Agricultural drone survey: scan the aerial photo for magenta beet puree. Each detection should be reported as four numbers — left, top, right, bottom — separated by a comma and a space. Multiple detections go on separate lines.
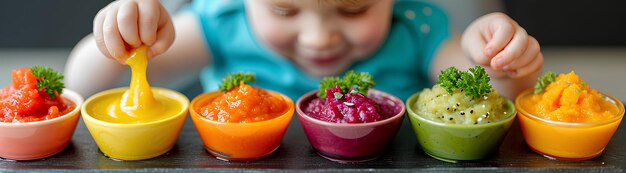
304, 86, 400, 123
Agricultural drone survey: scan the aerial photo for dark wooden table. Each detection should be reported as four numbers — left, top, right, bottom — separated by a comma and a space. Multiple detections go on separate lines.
1, 85, 625, 173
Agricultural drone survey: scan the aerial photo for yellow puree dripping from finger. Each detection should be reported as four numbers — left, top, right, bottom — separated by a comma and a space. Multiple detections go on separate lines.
89, 46, 181, 123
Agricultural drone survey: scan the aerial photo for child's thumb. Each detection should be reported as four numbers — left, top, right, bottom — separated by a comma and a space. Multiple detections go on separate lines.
461, 31, 490, 66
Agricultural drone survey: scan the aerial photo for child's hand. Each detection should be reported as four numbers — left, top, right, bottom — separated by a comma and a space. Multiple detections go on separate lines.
93, 0, 174, 64
461, 12, 543, 78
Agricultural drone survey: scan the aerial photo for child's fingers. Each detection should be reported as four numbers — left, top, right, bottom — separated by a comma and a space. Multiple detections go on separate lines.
148, 5, 175, 59
483, 14, 515, 58
506, 52, 543, 78
137, 0, 160, 46
461, 28, 490, 65
117, 1, 141, 48
490, 26, 529, 70
93, 6, 113, 59
502, 36, 540, 71
103, 6, 127, 62
484, 65, 508, 79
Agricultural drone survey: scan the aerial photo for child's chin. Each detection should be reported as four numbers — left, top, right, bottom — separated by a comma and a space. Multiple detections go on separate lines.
303, 67, 345, 78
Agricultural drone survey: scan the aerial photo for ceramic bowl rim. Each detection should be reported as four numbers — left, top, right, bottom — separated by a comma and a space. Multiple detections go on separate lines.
295, 89, 406, 127
189, 89, 295, 125
81, 87, 189, 128
515, 88, 625, 127
406, 91, 517, 129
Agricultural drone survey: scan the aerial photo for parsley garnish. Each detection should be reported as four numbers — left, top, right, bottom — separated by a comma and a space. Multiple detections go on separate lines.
317, 71, 375, 98
318, 76, 343, 98
219, 72, 256, 92
31, 66, 64, 99
436, 66, 492, 98
534, 71, 556, 94
437, 67, 461, 94
343, 71, 375, 96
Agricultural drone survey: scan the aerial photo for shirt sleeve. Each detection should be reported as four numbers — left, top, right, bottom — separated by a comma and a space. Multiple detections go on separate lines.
186, 0, 246, 65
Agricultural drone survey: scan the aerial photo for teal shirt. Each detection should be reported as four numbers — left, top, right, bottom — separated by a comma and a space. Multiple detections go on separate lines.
189, 0, 449, 101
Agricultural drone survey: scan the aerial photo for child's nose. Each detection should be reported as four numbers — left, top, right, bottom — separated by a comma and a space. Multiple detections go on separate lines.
298, 28, 340, 51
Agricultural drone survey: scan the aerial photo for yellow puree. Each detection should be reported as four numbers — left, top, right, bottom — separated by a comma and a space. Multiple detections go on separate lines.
89, 46, 181, 123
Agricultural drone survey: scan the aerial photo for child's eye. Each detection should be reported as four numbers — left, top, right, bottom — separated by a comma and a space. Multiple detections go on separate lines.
338, 7, 369, 17
270, 6, 299, 17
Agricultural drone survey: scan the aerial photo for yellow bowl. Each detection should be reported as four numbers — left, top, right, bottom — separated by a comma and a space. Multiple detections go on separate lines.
81, 87, 189, 161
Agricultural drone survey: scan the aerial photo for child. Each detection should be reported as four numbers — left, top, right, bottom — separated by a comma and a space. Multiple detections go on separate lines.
65, 0, 543, 100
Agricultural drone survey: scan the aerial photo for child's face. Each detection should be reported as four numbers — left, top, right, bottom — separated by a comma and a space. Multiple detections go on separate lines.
246, 0, 393, 77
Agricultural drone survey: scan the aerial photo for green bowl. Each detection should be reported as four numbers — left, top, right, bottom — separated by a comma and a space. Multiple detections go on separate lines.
405, 92, 516, 162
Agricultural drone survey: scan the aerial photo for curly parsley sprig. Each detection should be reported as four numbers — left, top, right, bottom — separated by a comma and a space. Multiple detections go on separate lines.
219, 72, 256, 92
534, 71, 556, 94
317, 71, 375, 98
319, 76, 343, 98
31, 66, 64, 99
436, 66, 492, 98
437, 67, 461, 94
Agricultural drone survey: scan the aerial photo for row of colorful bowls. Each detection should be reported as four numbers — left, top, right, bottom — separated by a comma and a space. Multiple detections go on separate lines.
0, 86, 623, 162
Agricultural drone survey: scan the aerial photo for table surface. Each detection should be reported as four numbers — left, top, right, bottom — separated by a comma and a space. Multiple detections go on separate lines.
1, 108, 625, 172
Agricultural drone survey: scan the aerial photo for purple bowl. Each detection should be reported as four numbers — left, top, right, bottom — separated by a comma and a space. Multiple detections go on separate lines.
296, 89, 405, 162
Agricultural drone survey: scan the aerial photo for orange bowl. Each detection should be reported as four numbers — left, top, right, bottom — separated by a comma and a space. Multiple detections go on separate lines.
189, 90, 294, 161
516, 89, 625, 160
0, 89, 83, 160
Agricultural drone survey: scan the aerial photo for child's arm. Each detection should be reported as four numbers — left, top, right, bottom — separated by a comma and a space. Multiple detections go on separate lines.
431, 12, 542, 99
65, 0, 210, 96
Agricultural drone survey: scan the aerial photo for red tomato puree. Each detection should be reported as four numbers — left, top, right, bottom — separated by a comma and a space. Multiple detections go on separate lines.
0, 68, 75, 123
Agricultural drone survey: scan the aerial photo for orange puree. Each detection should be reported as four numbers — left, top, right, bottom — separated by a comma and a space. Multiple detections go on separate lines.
522, 71, 619, 122
198, 82, 286, 123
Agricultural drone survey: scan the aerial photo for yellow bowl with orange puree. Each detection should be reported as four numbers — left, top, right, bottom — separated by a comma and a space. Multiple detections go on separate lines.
82, 46, 189, 161
190, 83, 293, 161
516, 71, 624, 160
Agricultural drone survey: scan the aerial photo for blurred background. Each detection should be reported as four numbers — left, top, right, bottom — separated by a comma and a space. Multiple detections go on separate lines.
1, 0, 625, 99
